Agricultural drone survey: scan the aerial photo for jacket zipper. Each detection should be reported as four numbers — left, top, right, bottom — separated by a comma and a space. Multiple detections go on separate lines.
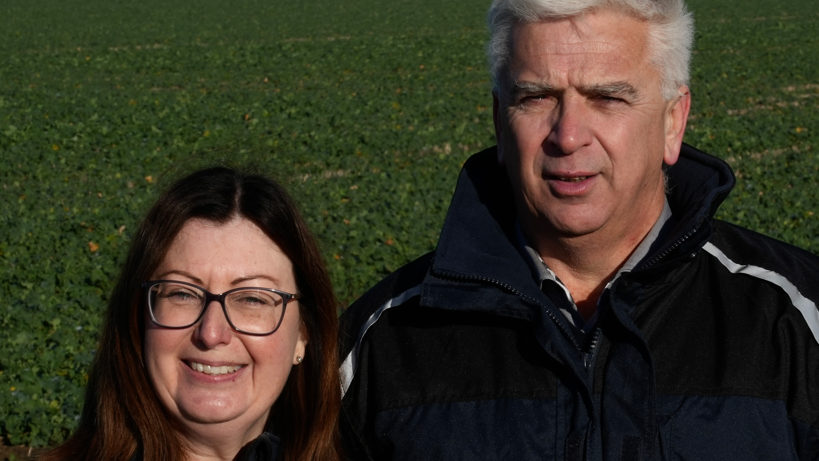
583, 327, 603, 370
580, 226, 700, 370
433, 269, 582, 350
640, 227, 699, 269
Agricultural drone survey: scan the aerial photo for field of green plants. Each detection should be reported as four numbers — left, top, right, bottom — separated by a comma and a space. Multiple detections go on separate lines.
1, 0, 817, 449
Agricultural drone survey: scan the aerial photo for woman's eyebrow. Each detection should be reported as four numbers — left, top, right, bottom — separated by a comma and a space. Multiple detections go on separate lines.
231, 274, 282, 286
155, 270, 204, 284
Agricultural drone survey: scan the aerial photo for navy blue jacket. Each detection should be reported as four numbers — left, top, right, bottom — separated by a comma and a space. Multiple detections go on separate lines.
339, 144, 819, 460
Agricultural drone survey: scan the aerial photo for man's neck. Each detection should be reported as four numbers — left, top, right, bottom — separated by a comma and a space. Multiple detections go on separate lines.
541, 244, 636, 320
526, 197, 667, 320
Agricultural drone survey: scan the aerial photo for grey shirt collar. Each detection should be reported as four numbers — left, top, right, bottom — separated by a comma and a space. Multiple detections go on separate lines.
517, 198, 674, 332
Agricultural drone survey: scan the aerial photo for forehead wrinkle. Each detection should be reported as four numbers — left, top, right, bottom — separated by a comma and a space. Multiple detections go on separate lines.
515, 32, 618, 61
541, 38, 618, 56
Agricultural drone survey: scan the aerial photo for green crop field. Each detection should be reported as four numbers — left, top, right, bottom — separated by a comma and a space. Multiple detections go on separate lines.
1, 0, 817, 449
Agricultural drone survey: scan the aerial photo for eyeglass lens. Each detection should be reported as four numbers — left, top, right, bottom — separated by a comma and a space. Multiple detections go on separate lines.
148, 282, 285, 334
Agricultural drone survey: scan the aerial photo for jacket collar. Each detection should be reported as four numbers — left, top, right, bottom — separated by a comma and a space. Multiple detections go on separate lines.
424, 143, 735, 312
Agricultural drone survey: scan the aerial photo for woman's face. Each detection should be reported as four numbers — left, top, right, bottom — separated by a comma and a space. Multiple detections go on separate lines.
144, 217, 307, 444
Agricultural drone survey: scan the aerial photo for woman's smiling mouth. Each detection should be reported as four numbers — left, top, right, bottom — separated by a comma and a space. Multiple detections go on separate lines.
187, 361, 245, 375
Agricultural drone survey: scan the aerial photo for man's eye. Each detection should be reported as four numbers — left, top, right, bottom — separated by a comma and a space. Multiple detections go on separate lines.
598, 96, 624, 103
520, 94, 550, 105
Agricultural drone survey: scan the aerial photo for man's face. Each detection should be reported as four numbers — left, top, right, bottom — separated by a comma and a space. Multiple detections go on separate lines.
494, 9, 689, 244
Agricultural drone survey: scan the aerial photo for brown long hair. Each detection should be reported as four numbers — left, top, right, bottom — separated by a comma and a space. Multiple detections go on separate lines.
40, 167, 342, 461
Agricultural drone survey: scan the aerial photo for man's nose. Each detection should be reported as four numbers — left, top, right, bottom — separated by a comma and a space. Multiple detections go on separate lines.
194, 300, 233, 348
546, 96, 593, 155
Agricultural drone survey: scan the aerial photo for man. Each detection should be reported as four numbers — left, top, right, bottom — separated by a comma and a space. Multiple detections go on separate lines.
339, 0, 819, 459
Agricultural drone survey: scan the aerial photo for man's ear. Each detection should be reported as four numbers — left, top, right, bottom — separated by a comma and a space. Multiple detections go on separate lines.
493, 90, 505, 165
663, 85, 691, 166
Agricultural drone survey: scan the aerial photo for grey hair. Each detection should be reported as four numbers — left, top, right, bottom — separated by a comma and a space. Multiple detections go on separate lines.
487, 0, 694, 100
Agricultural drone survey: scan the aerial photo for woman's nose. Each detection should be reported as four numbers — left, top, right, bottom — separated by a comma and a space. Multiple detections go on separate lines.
193, 300, 233, 348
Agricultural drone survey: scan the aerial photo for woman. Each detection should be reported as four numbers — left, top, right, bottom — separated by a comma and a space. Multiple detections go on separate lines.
40, 167, 342, 461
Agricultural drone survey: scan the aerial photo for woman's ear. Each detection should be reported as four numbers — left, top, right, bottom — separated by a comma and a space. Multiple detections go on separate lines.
292, 320, 308, 365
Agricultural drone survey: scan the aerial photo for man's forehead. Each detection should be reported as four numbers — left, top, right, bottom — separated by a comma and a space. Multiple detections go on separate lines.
513, 34, 625, 67
510, 11, 650, 59
504, 11, 654, 90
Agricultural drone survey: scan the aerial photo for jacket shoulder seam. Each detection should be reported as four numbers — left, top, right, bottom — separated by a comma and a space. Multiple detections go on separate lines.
340, 284, 422, 398
702, 241, 819, 346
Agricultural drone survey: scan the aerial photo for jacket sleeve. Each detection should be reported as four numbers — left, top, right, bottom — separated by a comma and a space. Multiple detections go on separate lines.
338, 253, 434, 461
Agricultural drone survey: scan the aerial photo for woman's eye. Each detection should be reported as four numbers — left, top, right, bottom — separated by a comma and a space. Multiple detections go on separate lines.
160, 289, 199, 303
235, 295, 272, 306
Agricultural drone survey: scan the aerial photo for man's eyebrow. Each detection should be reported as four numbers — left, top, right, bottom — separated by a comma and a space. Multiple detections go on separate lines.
581, 82, 639, 98
510, 81, 558, 95
508, 81, 639, 99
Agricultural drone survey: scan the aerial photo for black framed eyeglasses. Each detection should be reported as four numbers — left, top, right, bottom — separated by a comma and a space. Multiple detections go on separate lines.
141, 280, 300, 336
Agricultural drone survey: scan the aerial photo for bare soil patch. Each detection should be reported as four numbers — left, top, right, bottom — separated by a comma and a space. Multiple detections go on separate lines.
0, 439, 47, 461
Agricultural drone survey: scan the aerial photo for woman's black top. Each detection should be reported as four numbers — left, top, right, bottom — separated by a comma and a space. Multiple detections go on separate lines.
236, 432, 280, 461
129, 432, 281, 461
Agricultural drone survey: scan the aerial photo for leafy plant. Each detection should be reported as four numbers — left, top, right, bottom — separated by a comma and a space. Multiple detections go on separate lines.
0, 0, 817, 447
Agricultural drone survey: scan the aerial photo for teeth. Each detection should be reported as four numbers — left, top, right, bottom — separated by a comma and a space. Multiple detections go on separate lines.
188, 361, 244, 375
557, 176, 589, 182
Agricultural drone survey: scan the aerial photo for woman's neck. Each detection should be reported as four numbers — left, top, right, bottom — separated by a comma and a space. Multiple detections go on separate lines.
179, 421, 265, 461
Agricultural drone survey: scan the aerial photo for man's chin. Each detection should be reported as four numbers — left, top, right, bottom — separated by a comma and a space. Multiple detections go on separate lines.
549, 222, 606, 240
522, 212, 608, 242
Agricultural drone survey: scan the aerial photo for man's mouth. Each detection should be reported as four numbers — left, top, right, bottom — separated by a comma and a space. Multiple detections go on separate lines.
187, 361, 244, 375
555, 176, 591, 182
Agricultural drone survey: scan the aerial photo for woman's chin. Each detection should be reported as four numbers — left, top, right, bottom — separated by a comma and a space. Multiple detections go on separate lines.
175, 394, 249, 426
